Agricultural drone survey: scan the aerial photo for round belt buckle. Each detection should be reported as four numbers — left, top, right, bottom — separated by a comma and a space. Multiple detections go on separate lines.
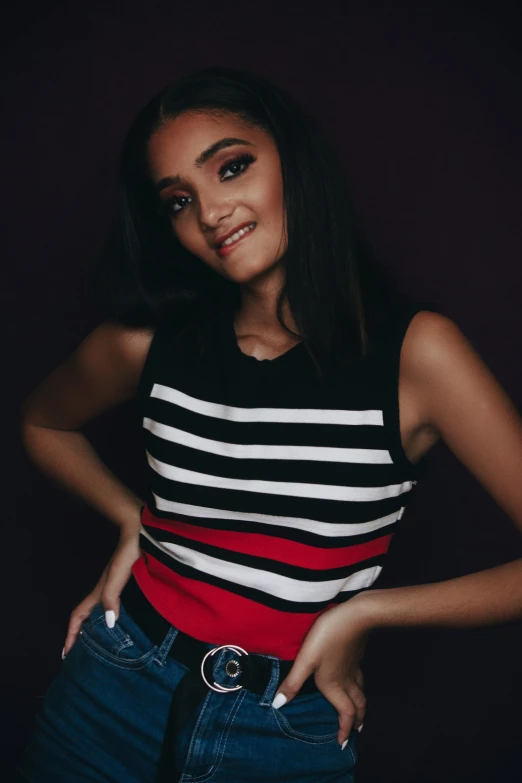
201, 644, 248, 693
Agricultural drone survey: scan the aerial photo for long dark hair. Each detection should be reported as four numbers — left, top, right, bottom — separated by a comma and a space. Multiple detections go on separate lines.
92, 66, 432, 370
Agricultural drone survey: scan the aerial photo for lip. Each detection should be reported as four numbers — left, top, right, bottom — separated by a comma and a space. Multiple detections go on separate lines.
214, 222, 256, 254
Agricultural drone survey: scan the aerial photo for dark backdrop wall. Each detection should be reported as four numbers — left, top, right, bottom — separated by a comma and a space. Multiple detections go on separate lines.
4, 2, 522, 781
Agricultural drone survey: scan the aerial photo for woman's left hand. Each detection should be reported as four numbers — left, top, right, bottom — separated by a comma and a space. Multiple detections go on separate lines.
271, 597, 372, 747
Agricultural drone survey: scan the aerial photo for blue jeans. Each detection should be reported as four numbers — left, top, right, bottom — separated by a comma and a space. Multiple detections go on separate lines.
17, 599, 358, 782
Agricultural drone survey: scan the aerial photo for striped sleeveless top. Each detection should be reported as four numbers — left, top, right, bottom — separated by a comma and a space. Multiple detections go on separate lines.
132, 306, 428, 659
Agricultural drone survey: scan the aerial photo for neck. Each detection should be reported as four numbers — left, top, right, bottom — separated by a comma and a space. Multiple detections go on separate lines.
235, 265, 299, 340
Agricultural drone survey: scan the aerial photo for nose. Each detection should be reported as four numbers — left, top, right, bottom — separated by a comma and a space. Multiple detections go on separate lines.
197, 187, 234, 230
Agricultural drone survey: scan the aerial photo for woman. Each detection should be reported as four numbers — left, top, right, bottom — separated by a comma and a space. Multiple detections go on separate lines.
17, 66, 522, 782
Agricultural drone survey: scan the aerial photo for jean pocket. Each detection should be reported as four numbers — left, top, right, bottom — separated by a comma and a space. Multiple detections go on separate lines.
271, 690, 343, 745
79, 602, 158, 670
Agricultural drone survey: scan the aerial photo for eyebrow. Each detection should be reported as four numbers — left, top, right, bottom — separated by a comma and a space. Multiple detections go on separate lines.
154, 137, 255, 193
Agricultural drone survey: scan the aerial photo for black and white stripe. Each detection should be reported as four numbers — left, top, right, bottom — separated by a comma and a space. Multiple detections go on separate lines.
139, 306, 423, 613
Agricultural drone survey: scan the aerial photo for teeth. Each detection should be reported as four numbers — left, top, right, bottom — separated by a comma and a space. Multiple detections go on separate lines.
220, 223, 255, 247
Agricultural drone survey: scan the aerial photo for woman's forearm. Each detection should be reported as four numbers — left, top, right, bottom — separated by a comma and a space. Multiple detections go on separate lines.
354, 558, 522, 631
21, 423, 143, 536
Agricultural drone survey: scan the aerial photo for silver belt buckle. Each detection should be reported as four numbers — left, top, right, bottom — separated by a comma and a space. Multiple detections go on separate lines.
200, 644, 248, 693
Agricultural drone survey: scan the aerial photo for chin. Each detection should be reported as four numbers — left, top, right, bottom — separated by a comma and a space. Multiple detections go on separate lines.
223, 257, 284, 286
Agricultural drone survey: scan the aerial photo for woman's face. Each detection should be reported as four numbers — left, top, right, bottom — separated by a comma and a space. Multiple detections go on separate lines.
147, 111, 287, 286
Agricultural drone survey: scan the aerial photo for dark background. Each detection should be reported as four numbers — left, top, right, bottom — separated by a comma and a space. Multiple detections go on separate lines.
4, 2, 522, 781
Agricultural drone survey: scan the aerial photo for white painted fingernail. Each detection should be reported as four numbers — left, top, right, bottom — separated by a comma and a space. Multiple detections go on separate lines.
341, 739, 348, 750
357, 723, 364, 733
105, 610, 116, 629
271, 693, 287, 709
61, 647, 66, 660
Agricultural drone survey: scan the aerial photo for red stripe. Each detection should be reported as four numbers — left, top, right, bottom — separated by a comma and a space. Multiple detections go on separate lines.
142, 507, 392, 569
132, 555, 334, 659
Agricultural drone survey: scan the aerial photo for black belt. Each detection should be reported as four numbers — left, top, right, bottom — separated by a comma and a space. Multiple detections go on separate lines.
121, 576, 318, 782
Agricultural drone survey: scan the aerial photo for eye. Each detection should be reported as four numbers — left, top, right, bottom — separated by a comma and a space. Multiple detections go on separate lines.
219, 153, 256, 181
159, 194, 192, 218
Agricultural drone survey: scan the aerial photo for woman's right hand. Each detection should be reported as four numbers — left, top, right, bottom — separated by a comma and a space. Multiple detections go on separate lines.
62, 531, 142, 657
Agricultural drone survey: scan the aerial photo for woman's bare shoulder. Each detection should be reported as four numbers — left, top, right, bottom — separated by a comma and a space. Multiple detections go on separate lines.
21, 322, 156, 430
92, 321, 155, 380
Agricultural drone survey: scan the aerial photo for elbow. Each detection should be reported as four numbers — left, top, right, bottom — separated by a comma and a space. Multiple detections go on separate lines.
19, 394, 46, 450
19, 396, 33, 442
19, 409, 38, 454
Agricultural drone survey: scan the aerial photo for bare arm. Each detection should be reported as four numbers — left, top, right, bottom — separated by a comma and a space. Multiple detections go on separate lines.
20, 322, 154, 536
21, 322, 155, 653
358, 311, 522, 627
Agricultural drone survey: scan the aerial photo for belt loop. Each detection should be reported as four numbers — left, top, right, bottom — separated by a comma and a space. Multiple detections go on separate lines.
259, 657, 280, 706
154, 626, 179, 667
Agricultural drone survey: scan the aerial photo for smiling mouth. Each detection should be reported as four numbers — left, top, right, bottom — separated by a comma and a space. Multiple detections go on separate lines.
216, 223, 256, 255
